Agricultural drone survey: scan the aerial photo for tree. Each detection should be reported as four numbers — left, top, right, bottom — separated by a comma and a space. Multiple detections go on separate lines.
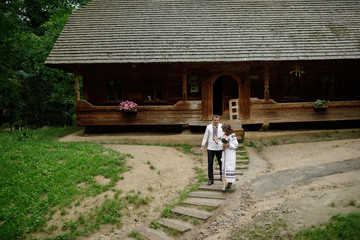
0, 0, 91, 127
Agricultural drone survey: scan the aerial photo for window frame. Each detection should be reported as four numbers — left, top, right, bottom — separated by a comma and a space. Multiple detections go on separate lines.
281, 72, 303, 101
105, 79, 125, 103
143, 76, 167, 104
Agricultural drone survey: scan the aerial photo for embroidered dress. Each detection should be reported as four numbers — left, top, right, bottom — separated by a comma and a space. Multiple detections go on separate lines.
219, 133, 238, 183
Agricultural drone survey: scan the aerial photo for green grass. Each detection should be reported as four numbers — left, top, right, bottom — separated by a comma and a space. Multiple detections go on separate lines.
0, 127, 131, 240
231, 213, 360, 240
128, 231, 145, 240
294, 213, 360, 240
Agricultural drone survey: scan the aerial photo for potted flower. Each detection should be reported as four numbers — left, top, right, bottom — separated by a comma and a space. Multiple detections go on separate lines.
314, 99, 329, 110
119, 100, 138, 112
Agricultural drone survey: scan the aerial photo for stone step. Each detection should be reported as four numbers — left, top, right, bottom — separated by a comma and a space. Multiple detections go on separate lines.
182, 197, 224, 207
198, 182, 236, 192
171, 206, 212, 220
137, 227, 173, 240
188, 191, 227, 200
157, 218, 193, 233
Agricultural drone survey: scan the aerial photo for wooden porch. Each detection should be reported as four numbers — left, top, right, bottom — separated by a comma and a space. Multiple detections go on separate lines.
76, 99, 360, 130
243, 99, 360, 125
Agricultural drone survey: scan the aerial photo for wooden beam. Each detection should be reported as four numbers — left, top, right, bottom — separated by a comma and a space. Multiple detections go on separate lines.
74, 68, 80, 102
264, 65, 270, 101
201, 75, 212, 120
239, 72, 250, 119
182, 68, 187, 101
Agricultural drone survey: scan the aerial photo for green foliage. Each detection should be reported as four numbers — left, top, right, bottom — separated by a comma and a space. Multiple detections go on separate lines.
0, 127, 128, 239
270, 139, 279, 146
125, 192, 152, 208
0, 0, 91, 127
294, 213, 360, 240
128, 231, 145, 240
149, 221, 160, 229
181, 144, 192, 154
247, 141, 257, 148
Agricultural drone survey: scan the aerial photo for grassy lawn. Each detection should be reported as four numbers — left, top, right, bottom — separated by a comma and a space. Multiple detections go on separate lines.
231, 212, 360, 240
0, 127, 130, 239
294, 213, 360, 240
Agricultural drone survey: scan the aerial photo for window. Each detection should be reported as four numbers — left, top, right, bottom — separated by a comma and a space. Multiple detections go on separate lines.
145, 79, 164, 102
106, 79, 123, 101
320, 73, 340, 99
188, 75, 201, 99
283, 74, 302, 100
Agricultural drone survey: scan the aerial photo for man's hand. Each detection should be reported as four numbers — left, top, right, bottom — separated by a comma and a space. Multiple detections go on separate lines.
200, 147, 204, 152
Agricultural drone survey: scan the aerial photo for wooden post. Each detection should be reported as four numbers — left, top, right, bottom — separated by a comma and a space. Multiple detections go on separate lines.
264, 65, 270, 101
239, 72, 250, 119
74, 68, 80, 102
201, 75, 211, 120
182, 68, 187, 101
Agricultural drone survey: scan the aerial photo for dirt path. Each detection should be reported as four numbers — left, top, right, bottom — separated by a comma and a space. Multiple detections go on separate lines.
58, 129, 360, 239
191, 135, 360, 240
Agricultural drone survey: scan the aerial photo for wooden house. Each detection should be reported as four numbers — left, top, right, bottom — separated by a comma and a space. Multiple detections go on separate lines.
45, 0, 360, 131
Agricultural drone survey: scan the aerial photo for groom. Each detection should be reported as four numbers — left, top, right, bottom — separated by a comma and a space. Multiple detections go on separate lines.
200, 115, 224, 185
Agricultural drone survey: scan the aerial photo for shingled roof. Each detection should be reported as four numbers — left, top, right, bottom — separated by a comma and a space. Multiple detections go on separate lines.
45, 0, 360, 65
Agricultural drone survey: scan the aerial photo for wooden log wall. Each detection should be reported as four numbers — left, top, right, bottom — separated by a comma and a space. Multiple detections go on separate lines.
76, 60, 360, 127
76, 100, 202, 126
249, 60, 360, 103
243, 100, 360, 125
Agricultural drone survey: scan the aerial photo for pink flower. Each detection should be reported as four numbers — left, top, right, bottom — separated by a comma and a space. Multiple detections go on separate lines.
119, 100, 138, 110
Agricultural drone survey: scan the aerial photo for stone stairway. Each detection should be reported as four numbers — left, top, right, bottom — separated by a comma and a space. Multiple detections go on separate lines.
137, 142, 248, 240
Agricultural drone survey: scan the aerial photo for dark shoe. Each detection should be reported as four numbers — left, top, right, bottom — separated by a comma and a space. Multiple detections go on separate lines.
222, 188, 226, 192
226, 183, 232, 189
207, 180, 214, 186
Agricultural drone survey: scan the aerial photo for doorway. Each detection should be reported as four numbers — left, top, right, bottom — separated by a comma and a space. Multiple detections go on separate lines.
213, 75, 239, 117
213, 78, 223, 115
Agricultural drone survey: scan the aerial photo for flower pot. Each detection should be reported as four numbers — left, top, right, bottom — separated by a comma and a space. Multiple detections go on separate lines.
314, 103, 328, 111
124, 107, 137, 113
314, 103, 328, 108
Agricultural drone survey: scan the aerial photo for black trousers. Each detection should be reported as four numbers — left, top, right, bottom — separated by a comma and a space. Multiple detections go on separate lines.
207, 149, 222, 181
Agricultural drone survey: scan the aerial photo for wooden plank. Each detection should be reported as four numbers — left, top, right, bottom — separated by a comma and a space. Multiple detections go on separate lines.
188, 191, 227, 200
239, 74, 250, 119
214, 172, 243, 177
198, 182, 235, 192
236, 160, 249, 163
236, 165, 248, 169
183, 197, 223, 207
157, 218, 193, 233
171, 206, 212, 220
236, 150, 247, 154
215, 165, 247, 170
137, 227, 173, 240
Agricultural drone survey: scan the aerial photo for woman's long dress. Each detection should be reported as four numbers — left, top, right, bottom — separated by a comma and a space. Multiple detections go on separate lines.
219, 133, 238, 183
